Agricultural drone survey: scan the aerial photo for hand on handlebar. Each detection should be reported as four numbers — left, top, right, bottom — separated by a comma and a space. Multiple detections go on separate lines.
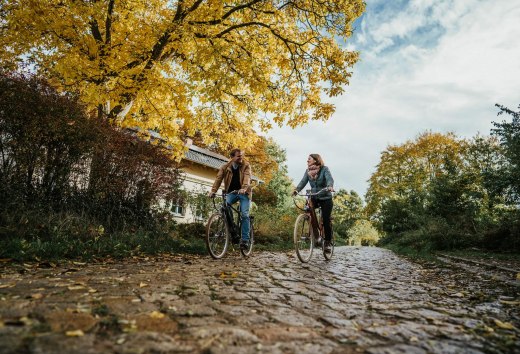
238, 188, 246, 194
208, 191, 216, 198
292, 190, 298, 197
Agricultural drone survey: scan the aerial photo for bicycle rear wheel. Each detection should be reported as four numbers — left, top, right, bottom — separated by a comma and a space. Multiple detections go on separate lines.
323, 237, 334, 261
206, 212, 229, 259
240, 216, 254, 257
323, 220, 335, 260
294, 213, 313, 263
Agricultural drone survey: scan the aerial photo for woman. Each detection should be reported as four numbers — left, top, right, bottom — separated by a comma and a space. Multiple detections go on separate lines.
293, 154, 334, 252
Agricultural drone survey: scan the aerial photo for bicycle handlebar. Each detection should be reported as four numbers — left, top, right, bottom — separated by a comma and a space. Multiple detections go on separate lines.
292, 187, 334, 198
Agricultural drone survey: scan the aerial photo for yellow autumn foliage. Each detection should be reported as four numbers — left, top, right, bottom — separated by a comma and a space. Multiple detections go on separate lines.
0, 0, 365, 157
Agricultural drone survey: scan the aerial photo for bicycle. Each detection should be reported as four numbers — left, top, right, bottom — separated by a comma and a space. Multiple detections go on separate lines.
292, 188, 335, 263
205, 190, 254, 259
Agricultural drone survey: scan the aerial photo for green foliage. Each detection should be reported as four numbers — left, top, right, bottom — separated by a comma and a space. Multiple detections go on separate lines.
333, 189, 365, 239
347, 220, 380, 246
253, 204, 298, 245
253, 139, 293, 208
368, 128, 520, 253
492, 103, 520, 201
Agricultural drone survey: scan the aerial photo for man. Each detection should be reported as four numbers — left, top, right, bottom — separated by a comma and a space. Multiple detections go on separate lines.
209, 148, 252, 249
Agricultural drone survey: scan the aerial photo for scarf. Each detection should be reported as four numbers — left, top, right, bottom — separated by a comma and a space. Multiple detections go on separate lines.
307, 164, 320, 180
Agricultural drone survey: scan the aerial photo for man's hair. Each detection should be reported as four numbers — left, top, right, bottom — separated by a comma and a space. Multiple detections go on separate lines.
309, 153, 325, 166
229, 148, 242, 157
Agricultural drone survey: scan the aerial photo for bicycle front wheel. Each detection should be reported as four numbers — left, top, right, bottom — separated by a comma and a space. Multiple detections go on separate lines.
206, 212, 229, 259
294, 213, 313, 263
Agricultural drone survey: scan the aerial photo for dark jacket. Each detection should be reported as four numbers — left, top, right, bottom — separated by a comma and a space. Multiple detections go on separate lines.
211, 159, 252, 199
295, 165, 334, 200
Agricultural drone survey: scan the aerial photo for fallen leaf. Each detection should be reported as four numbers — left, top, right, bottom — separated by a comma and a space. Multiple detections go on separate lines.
499, 299, 520, 305
149, 311, 165, 319
139, 282, 148, 288
0, 283, 16, 289
494, 319, 516, 330
68, 285, 85, 291
31, 293, 43, 299
65, 329, 84, 337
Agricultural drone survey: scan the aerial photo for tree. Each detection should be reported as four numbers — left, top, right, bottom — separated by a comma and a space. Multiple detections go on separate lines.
366, 131, 465, 217
250, 137, 293, 208
492, 103, 520, 201
347, 220, 380, 246
1, 0, 365, 155
333, 189, 364, 238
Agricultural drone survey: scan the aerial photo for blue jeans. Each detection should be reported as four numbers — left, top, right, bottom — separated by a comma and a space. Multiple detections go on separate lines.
226, 193, 250, 242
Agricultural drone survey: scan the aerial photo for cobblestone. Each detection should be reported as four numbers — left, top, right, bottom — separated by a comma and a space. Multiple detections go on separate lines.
0, 246, 519, 353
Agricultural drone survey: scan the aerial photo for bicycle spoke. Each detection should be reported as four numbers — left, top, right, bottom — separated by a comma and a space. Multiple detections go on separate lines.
294, 213, 313, 263
206, 213, 229, 259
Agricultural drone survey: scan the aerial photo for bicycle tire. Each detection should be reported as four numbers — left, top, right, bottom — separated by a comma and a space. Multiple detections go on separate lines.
206, 212, 229, 259
294, 213, 313, 263
240, 216, 254, 257
323, 237, 334, 261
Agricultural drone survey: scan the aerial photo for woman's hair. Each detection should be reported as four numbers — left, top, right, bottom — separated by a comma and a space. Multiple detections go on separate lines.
309, 153, 324, 166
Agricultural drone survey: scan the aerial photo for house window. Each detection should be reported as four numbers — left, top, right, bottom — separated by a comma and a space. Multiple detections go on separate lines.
170, 199, 185, 216
194, 205, 205, 221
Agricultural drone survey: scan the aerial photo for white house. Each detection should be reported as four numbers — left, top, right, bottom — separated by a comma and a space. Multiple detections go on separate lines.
170, 143, 229, 223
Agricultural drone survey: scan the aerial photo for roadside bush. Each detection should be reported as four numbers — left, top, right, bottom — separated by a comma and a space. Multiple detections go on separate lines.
0, 72, 184, 260
253, 204, 298, 246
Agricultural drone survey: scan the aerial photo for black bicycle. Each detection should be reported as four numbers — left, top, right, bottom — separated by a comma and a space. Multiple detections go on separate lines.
292, 188, 335, 262
205, 191, 254, 259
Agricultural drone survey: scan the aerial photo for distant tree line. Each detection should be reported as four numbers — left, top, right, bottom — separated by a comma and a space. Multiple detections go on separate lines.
366, 105, 520, 252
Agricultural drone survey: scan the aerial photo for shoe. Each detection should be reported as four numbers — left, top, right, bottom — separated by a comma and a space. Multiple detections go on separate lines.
239, 240, 250, 250
324, 241, 332, 253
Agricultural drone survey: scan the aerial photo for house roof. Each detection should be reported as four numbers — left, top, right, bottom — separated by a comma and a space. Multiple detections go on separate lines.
184, 144, 263, 183
184, 144, 228, 170
126, 127, 262, 182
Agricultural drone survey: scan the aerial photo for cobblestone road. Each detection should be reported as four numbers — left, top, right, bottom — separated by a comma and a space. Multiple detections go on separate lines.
1, 246, 519, 354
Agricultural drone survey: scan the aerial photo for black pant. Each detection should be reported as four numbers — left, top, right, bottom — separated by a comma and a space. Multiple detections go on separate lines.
313, 198, 333, 241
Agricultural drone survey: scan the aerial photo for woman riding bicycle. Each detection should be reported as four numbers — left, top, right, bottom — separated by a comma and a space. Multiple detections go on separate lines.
292, 154, 334, 253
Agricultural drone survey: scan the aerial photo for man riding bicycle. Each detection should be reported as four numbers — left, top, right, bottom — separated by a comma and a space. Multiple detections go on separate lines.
209, 148, 252, 250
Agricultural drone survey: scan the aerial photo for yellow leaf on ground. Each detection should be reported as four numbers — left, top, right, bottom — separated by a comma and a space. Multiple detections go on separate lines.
31, 293, 43, 299
149, 311, 165, 319
139, 282, 148, 288
219, 273, 227, 279
65, 329, 84, 337
516, 273, 520, 280
0, 283, 16, 289
231, 272, 239, 278
68, 285, 85, 291
494, 319, 516, 330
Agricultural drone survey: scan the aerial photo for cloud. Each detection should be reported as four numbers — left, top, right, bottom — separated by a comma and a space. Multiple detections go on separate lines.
268, 0, 520, 196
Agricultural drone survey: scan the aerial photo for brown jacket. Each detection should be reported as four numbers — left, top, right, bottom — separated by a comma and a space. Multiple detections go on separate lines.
211, 159, 252, 198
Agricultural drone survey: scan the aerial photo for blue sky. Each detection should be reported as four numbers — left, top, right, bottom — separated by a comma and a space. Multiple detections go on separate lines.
268, 0, 520, 197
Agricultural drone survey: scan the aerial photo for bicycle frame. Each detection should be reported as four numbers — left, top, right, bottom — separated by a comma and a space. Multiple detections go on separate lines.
292, 187, 334, 262
206, 189, 255, 259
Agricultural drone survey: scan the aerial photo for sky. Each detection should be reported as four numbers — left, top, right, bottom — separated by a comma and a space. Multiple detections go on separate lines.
267, 0, 520, 197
